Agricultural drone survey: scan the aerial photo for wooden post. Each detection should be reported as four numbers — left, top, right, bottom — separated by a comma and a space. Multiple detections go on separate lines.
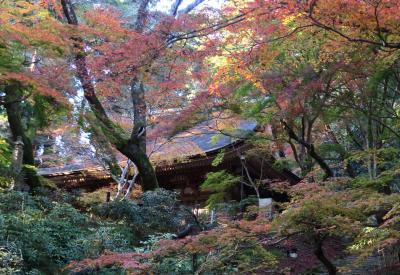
210, 209, 215, 224
192, 253, 198, 273
106, 191, 111, 202
259, 198, 273, 220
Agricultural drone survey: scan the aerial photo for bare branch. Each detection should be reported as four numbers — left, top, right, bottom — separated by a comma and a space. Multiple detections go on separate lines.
177, 0, 206, 16
170, 0, 184, 16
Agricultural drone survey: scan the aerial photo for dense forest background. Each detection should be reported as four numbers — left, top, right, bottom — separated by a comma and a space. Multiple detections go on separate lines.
0, 0, 400, 274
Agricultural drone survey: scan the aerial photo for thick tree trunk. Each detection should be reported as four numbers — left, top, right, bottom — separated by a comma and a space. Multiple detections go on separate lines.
4, 84, 39, 188
313, 238, 337, 275
4, 84, 35, 166
118, 140, 157, 192
61, 0, 158, 191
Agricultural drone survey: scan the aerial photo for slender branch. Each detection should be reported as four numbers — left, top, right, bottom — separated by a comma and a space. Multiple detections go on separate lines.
281, 120, 333, 179
308, 0, 400, 49
170, 0, 184, 16
177, 0, 205, 16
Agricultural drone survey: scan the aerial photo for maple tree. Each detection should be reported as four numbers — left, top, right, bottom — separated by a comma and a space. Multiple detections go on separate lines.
55, 0, 219, 191
0, 0, 70, 187
191, 0, 400, 181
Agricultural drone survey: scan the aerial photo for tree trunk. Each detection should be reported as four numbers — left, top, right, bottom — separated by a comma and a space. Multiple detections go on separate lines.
314, 238, 337, 275
4, 84, 39, 188
4, 84, 35, 166
282, 120, 333, 179
60, 0, 158, 191
9, 137, 24, 190
118, 140, 157, 192
131, 77, 147, 153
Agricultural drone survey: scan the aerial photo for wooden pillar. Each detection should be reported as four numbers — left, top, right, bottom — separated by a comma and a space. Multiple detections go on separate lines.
106, 191, 111, 202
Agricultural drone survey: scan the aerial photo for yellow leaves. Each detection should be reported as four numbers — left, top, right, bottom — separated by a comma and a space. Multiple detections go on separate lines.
209, 67, 233, 95
6, 1, 42, 19
236, 66, 265, 91
282, 15, 296, 26
1, 1, 51, 24
0, 138, 11, 166
205, 55, 228, 69
222, 0, 251, 15
15, 1, 36, 10
36, 9, 51, 20
282, 11, 307, 26
208, 56, 267, 96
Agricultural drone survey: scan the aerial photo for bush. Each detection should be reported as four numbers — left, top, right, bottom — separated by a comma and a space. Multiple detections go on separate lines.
0, 243, 23, 274
75, 188, 112, 210
0, 167, 16, 191
88, 222, 133, 253
149, 222, 278, 274
0, 201, 91, 272
94, 189, 195, 238
0, 138, 11, 167
0, 191, 136, 273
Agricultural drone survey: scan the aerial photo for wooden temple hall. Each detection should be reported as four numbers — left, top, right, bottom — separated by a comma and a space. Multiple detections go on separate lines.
38, 119, 299, 204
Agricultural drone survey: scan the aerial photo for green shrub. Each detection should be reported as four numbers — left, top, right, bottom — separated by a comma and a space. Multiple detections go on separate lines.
0, 191, 136, 273
352, 174, 394, 192
273, 157, 296, 172
0, 167, 16, 191
94, 189, 195, 238
0, 202, 91, 272
0, 243, 23, 274
0, 138, 11, 167
88, 222, 133, 253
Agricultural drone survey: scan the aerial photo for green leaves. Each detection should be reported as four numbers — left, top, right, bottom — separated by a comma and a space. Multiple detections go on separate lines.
0, 139, 12, 190
0, 197, 90, 272
0, 139, 11, 167
228, 82, 275, 124
0, 190, 146, 273
211, 149, 225, 167
273, 157, 296, 172
201, 170, 240, 193
94, 189, 195, 237
233, 82, 254, 98
0, 43, 25, 73
201, 170, 240, 208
